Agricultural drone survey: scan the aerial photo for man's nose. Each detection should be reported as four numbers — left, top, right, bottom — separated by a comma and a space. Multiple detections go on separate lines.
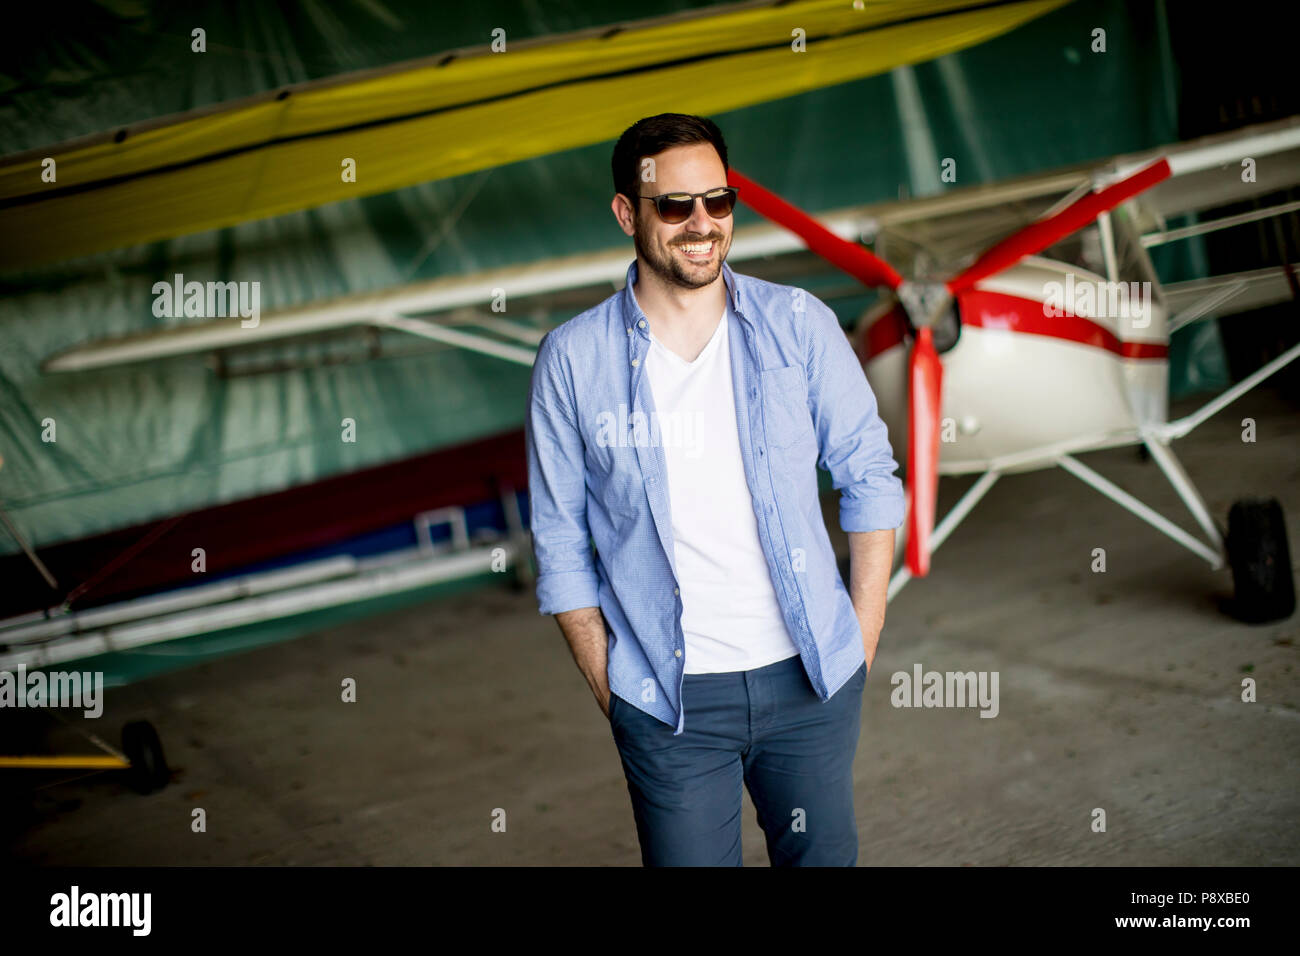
685, 198, 714, 235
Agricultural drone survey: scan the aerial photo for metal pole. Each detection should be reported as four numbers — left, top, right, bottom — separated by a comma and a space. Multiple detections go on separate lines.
0, 504, 59, 591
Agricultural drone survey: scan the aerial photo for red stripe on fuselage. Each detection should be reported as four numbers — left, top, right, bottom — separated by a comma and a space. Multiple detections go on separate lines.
860, 289, 1169, 362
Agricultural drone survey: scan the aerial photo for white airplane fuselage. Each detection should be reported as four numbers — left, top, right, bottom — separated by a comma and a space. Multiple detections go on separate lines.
856, 258, 1170, 475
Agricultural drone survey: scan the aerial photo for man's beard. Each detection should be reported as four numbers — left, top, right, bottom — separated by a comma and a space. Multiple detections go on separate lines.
633, 213, 726, 290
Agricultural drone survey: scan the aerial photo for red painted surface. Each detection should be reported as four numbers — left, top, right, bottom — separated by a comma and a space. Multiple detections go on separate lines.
944, 159, 1172, 295
861, 290, 1170, 362
0, 428, 529, 618
905, 326, 943, 578
728, 169, 904, 290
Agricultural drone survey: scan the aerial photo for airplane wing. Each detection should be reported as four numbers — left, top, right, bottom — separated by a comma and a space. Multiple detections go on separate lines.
40, 217, 877, 372
0, 0, 1069, 271
1163, 264, 1300, 332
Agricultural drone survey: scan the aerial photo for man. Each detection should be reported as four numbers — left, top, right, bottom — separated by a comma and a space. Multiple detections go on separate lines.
525, 112, 904, 866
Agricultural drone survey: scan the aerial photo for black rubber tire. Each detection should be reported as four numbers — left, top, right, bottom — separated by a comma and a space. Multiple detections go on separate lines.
121, 720, 170, 794
1226, 498, 1296, 624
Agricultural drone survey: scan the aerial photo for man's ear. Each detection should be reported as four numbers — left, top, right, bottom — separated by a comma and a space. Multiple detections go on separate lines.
611, 193, 636, 237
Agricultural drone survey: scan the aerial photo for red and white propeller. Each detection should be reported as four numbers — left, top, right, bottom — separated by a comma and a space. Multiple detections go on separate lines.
727, 158, 1172, 577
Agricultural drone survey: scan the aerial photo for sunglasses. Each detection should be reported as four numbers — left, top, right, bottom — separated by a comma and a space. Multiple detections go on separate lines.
637, 186, 739, 224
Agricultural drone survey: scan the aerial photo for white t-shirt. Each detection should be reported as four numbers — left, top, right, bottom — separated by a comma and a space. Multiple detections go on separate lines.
644, 303, 800, 674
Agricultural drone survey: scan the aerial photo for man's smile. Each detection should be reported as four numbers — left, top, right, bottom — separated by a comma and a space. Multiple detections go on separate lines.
676, 240, 716, 261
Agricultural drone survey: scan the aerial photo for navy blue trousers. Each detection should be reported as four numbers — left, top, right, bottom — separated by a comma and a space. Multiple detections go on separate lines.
609, 654, 866, 866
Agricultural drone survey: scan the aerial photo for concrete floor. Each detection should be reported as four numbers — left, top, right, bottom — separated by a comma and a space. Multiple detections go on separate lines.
5, 387, 1299, 865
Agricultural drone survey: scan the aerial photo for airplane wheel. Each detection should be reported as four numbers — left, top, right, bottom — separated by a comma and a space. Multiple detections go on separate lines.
1225, 498, 1296, 624
122, 720, 170, 794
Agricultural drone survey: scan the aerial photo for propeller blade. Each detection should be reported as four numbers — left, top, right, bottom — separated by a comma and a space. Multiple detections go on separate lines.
727, 169, 904, 290
945, 158, 1172, 295
905, 326, 943, 577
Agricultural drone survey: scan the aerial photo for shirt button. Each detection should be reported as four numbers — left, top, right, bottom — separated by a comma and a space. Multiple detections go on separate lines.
631, 357, 640, 367
626, 327, 631, 334
638, 319, 647, 328
674, 649, 682, 658
673, 587, 679, 595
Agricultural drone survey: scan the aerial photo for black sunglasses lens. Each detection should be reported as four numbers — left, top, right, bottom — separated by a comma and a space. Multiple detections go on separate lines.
656, 195, 694, 223
703, 189, 736, 218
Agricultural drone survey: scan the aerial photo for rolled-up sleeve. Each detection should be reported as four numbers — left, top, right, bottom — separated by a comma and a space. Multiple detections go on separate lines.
803, 295, 905, 533
525, 330, 600, 615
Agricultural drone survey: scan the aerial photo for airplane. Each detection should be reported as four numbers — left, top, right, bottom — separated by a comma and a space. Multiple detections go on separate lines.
726, 118, 1300, 624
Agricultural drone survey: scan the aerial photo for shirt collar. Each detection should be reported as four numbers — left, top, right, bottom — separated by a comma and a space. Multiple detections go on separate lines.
620, 258, 745, 336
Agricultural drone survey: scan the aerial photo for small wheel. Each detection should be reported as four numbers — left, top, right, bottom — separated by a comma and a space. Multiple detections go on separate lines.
121, 720, 170, 794
1225, 498, 1296, 624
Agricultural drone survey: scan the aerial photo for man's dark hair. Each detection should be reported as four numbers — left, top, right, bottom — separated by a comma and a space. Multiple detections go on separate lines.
611, 113, 729, 210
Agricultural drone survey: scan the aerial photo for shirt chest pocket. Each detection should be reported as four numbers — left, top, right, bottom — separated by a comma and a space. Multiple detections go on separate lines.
760, 365, 817, 452
584, 415, 646, 523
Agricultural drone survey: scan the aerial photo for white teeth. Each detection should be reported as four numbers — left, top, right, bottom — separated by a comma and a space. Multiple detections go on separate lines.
679, 242, 713, 254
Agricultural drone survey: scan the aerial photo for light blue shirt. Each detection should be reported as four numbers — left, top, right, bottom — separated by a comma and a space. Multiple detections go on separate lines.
525, 258, 905, 734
